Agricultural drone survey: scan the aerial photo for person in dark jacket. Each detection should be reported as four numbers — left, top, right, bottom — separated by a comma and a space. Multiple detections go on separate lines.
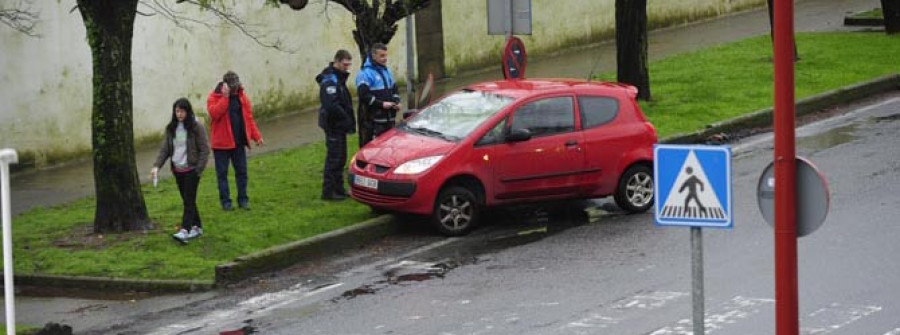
355, 43, 401, 147
206, 71, 265, 211
151, 98, 211, 243
317, 49, 356, 201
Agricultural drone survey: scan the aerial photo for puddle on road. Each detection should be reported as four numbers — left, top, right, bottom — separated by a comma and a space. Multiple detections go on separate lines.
334, 202, 613, 302
797, 124, 860, 151
873, 113, 900, 123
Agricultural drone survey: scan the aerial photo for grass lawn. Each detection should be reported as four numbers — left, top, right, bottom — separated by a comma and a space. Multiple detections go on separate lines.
850, 8, 883, 19
10, 32, 900, 282
0, 325, 39, 335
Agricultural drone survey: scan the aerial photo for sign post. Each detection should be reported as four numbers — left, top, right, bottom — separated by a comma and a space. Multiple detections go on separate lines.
655, 144, 733, 334
1, 148, 18, 335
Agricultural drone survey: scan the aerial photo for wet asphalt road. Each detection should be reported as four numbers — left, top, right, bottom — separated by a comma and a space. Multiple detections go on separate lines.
78, 93, 900, 334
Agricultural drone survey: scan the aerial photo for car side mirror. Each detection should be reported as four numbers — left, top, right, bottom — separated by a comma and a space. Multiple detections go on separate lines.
402, 109, 419, 120
506, 128, 532, 142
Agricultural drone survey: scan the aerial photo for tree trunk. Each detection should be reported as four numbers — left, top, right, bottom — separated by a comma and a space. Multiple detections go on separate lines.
615, 0, 651, 101
766, 0, 800, 61
883, 0, 900, 34
77, 0, 152, 233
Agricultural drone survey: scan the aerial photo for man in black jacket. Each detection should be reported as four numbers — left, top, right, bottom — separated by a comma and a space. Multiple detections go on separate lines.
316, 49, 356, 201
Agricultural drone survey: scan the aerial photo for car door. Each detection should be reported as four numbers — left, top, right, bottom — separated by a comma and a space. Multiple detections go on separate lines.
493, 95, 585, 199
577, 94, 627, 195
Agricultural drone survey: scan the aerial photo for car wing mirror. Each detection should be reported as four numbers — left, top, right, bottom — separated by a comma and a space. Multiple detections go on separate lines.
402, 109, 419, 120
506, 128, 532, 142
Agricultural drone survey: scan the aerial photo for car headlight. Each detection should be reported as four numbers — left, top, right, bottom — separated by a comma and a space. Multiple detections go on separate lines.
394, 155, 444, 175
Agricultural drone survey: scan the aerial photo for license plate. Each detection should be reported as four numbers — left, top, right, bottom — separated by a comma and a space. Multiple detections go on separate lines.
354, 175, 378, 189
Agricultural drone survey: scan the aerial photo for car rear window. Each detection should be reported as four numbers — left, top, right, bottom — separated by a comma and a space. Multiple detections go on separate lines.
578, 96, 619, 129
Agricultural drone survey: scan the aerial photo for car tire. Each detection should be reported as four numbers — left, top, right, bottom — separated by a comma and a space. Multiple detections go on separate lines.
432, 186, 479, 236
614, 164, 654, 213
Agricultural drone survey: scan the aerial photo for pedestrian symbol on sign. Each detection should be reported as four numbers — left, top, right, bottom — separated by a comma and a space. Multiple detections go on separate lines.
654, 145, 732, 228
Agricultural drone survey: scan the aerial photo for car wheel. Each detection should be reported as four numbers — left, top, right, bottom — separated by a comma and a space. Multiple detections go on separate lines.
432, 186, 479, 236
614, 165, 654, 213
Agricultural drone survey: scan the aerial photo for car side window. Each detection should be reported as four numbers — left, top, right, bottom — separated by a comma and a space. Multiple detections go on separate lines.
578, 96, 619, 129
510, 97, 575, 137
475, 118, 508, 146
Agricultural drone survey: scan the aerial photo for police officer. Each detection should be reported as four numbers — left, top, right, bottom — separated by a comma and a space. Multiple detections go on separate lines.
316, 50, 356, 201
356, 43, 401, 147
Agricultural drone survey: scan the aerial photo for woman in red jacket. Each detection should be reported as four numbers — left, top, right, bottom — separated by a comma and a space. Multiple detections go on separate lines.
206, 71, 264, 211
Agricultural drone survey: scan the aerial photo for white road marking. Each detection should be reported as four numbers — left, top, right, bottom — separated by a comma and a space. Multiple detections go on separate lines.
648, 296, 774, 335
800, 303, 882, 335
884, 328, 900, 335
558, 291, 688, 333
145, 282, 343, 335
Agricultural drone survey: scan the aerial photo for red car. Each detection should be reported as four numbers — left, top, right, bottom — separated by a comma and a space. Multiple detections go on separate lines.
349, 79, 657, 236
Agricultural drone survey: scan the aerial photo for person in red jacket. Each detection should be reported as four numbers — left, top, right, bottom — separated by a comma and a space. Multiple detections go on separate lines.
207, 71, 264, 210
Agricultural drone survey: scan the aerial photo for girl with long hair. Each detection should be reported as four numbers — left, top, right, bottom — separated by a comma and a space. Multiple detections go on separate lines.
151, 98, 211, 243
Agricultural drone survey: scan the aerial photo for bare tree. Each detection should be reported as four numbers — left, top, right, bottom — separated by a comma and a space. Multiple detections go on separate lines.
73, 0, 293, 233
272, 0, 431, 146
0, 0, 39, 37
615, 0, 651, 101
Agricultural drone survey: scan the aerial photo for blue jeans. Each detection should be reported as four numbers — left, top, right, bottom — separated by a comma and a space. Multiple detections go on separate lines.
214, 147, 248, 207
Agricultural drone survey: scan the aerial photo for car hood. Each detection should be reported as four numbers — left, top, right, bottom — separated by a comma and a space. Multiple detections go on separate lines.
356, 130, 456, 167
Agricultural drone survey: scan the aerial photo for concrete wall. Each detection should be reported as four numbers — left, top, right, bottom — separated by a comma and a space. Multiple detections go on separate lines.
441, 0, 765, 75
0, 0, 410, 166
1, 0, 764, 167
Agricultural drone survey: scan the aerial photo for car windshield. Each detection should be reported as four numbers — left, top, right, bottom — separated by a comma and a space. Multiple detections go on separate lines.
400, 90, 514, 141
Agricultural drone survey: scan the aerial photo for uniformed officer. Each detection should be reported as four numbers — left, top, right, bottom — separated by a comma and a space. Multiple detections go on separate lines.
316, 49, 356, 201
355, 43, 401, 147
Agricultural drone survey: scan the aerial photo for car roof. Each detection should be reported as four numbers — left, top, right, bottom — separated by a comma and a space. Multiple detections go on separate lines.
466, 79, 638, 99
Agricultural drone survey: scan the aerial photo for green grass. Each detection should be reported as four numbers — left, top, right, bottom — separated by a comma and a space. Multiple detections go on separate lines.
12, 138, 372, 281
0, 325, 39, 335
596, 32, 900, 138
9, 32, 900, 282
851, 8, 883, 19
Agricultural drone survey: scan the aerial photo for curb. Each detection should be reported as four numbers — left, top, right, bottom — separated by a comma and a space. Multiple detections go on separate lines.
12, 274, 213, 293
214, 214, 399, 285
844, 16, 884, 27
661, 74, 900, 144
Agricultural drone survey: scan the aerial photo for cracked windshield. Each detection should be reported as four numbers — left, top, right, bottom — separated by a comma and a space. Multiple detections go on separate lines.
402, 90, 514, 141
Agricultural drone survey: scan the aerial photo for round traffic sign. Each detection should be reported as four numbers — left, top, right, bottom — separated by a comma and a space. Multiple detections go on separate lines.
757, 156, 830, 237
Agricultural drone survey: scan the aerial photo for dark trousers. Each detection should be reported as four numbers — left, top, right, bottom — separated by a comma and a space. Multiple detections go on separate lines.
174, 170, 202, 230
372, 109, 397, 139
322, 130, 348, 196
214, 146, 248, 206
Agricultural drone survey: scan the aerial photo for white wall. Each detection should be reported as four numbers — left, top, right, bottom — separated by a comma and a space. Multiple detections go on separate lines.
441, 0, 764, 74
0, 0, 409, 165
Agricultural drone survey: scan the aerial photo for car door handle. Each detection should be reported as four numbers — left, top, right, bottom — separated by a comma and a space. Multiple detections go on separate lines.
565, 140, 578, 147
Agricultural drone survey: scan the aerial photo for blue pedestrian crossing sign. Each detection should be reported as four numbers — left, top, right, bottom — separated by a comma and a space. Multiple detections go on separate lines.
654, 145, 733, 228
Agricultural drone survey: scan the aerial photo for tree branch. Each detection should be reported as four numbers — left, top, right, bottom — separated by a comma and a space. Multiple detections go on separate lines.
163, 0, 298, 53
0, 0, 40, 37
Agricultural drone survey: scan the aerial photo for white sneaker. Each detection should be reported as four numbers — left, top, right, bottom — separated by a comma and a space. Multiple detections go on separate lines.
187, 226, 203, 239
172, 229, 189, 243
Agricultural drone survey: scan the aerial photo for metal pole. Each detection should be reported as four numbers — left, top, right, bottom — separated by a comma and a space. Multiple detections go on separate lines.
1, 148, 19, 335
773, 0, 799, 333
691, 227, 705, 334
506, 0, 513, 39
405, 15, 416, 108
